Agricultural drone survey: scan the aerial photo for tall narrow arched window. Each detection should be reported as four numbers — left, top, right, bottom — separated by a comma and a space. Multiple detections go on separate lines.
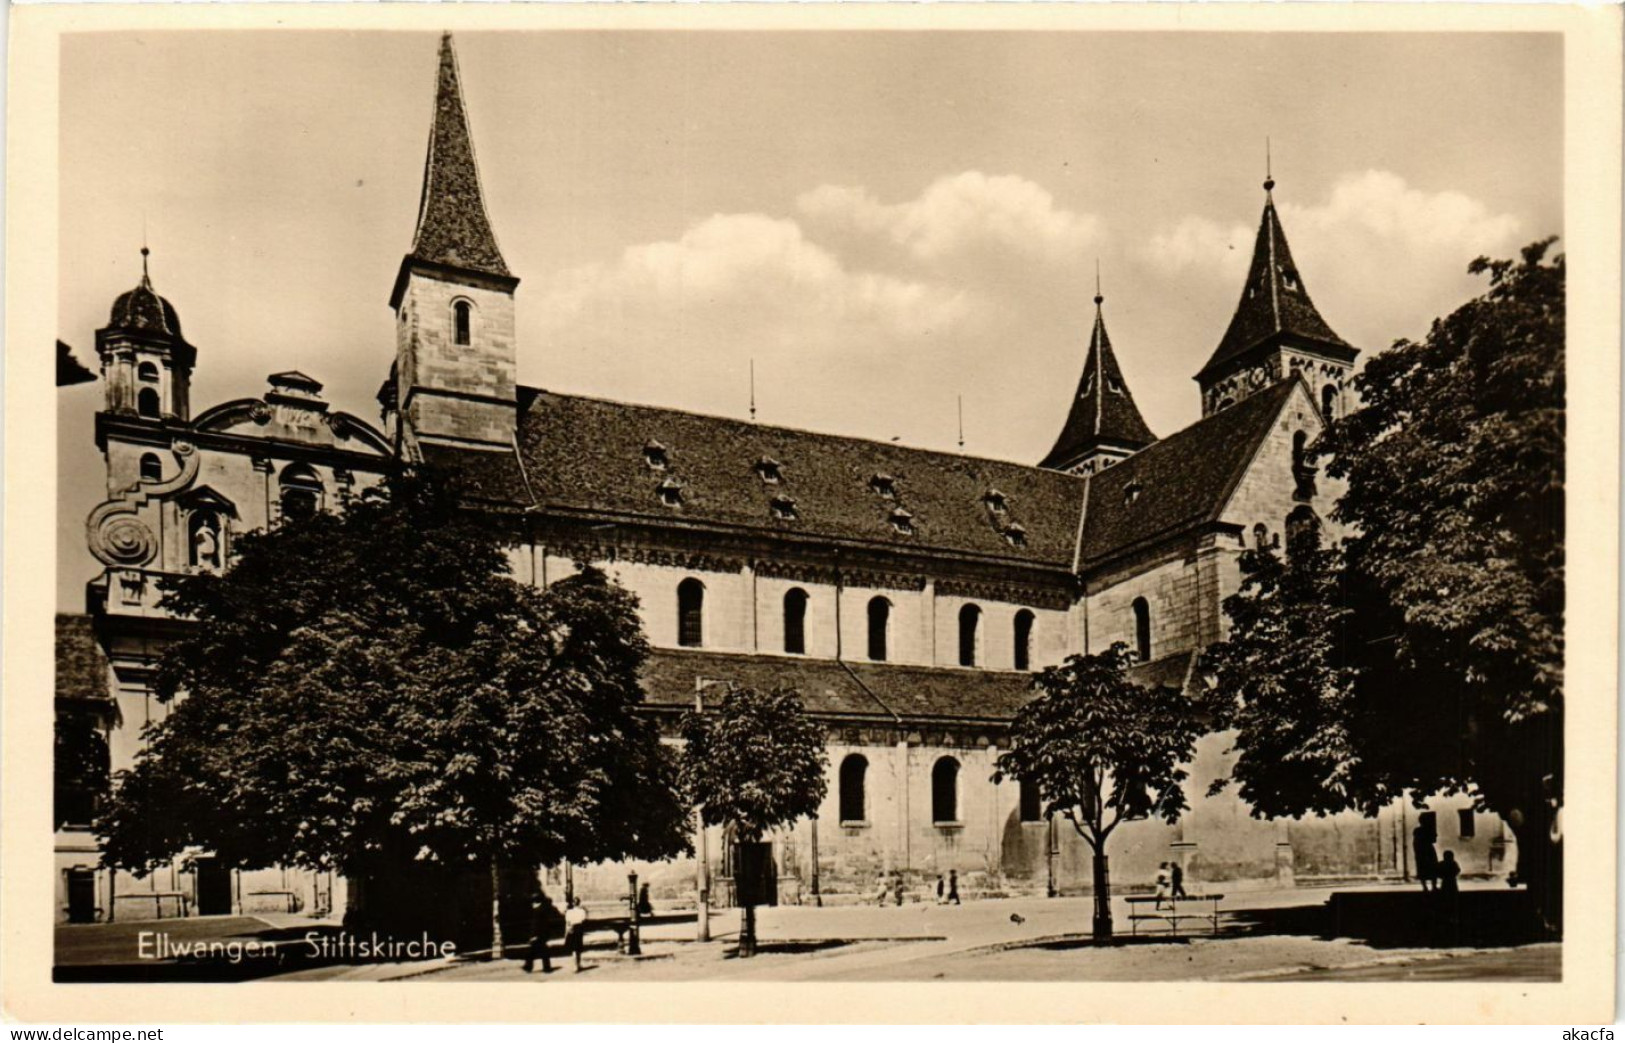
839, 754, 868, 823
138, 453, 162, 482
279, 464, 322, 521
783, 587, 808, 655
1013, 610, 1035, 671
453, 300, 472, 346
1321, 384, 1338, 421
677, 578, 705, 648
1132, 597, 1151, 663
867, 597, 890, 662
958, 603, 982, 667
1019, 777, 1043, 822
137, 388, 161, 419
932, 757, 960, 823
1292, 430, 1309, 471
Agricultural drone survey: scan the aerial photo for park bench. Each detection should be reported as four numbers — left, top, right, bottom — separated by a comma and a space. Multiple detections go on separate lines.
1125, 893, 1225, 937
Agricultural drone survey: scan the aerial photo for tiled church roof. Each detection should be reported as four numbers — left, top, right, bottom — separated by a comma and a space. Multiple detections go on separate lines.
406, 34, 510, 278
642, 648, 1197, 726
1198, 188, 1352, 382
1078, 380, 1295, 566
1040, 297, 1157, 470
433, 378, 1290, 573
435, 388, 1089, 568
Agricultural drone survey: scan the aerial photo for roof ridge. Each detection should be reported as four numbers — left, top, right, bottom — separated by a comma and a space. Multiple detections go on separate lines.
520, 384, 1089, 478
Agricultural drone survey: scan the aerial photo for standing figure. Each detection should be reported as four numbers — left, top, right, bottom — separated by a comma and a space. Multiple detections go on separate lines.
947, 870, 961, 905
563, 896, 588, 972
1413, 824, 1439, 893
1436, 850, 1461, 896
935, 876, 945, 904
874, 873, 890, 907
892, 874, 905, 907
1170, 861, 1187, 899
1153, 863, 1172, 910
636, 883, 654, 918
522, 889, 556, 974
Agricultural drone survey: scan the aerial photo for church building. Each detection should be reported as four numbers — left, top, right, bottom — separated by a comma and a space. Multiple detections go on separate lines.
57, 34, 1513, 924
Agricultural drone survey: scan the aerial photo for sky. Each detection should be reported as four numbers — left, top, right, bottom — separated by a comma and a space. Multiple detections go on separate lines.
57, 30, 1563, 610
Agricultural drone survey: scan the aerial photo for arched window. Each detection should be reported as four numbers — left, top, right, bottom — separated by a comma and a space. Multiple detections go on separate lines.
677, 578, 705, 648
1253, 523, 1269, 549
188, 512, 223, 569
866, 597, 890, 662
932, 757, 960, 823
1321, 384, 1338, 420
1019, 777, 1043, 822
138, 453, 162, 482
137, 388, 161, 419
279, 464, 322, 521
453, 300, 472, 346
1292, 430, 1309, 471
839, 754, 867, 823
1132, 597, 1151, 663
958, 603, 982, 667
137, 361, 159, 383
1013, 610, 1035, 671
783, 587, 808, 655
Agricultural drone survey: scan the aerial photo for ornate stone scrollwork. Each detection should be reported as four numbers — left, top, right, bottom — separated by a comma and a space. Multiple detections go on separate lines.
248, 402, 271, 425
87, 440, 202, 568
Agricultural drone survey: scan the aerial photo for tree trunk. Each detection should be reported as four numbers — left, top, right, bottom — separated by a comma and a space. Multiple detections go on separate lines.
740, 902, 758, 958
490, 860, 505, 959
1091, 852, 1112, 940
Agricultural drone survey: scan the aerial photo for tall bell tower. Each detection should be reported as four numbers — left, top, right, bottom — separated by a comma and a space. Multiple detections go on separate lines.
385, 33, 519, 455
1194, 175, 1358, 421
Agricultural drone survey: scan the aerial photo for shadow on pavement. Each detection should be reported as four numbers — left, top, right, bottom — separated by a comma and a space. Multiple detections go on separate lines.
1227, 890, 1553, 950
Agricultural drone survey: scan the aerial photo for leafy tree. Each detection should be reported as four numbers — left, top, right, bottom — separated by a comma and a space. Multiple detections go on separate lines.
993, 645, 1205, 940
679, 686, 828, 956
98, 470, 690, 953
1203, 240, 1564, 930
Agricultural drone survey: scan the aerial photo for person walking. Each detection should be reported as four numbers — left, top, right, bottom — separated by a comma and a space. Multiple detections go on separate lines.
892, 874, 905, 907
874, 873, 890, 907
947, 870, 961, 905
1170, 861, 1187, 900
1153, 863, 1172, 910
935, 875, 945, 904
1412, 823, 1439, 893
563, 896, 589, 972
522, 889, 557, 974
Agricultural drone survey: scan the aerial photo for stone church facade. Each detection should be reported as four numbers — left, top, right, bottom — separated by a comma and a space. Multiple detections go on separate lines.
56, 34, 1513, 924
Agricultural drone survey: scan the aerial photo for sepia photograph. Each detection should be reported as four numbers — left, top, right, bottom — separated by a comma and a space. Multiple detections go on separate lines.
7, 3, 1619, 1026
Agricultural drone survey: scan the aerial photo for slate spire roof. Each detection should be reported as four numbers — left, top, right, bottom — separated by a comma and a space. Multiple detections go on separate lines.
406, 33, 510, 279
1040, 288, 1157, 470
1197, 179, 1352, 382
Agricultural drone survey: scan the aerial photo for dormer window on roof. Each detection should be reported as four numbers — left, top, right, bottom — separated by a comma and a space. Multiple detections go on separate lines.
756, 457, 783, 484
983, 489, 1008, 515
1123, 480, 1144, 507
770, 495, 799, 521
657, 476, 683, 507
889, 507, 914, 535
870, 474, 896, 500
1003, 523, 1028, 548
644, 441, 669, 471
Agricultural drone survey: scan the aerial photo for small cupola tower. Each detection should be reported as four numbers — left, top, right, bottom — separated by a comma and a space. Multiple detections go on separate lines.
1195, 172, 1359, 420
386, 32, 520, 455
1040, 275, 1157, 475
96, 247, 195, 422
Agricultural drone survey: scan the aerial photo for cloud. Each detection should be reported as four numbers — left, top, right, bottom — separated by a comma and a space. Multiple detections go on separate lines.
1144, 217, 1254, 283
798, 172, 1102, 266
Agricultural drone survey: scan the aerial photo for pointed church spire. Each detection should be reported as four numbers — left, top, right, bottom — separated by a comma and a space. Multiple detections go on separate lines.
1196, 175, 1351, 385
406, 32, 510, 279
1041, 277, 1157, 473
